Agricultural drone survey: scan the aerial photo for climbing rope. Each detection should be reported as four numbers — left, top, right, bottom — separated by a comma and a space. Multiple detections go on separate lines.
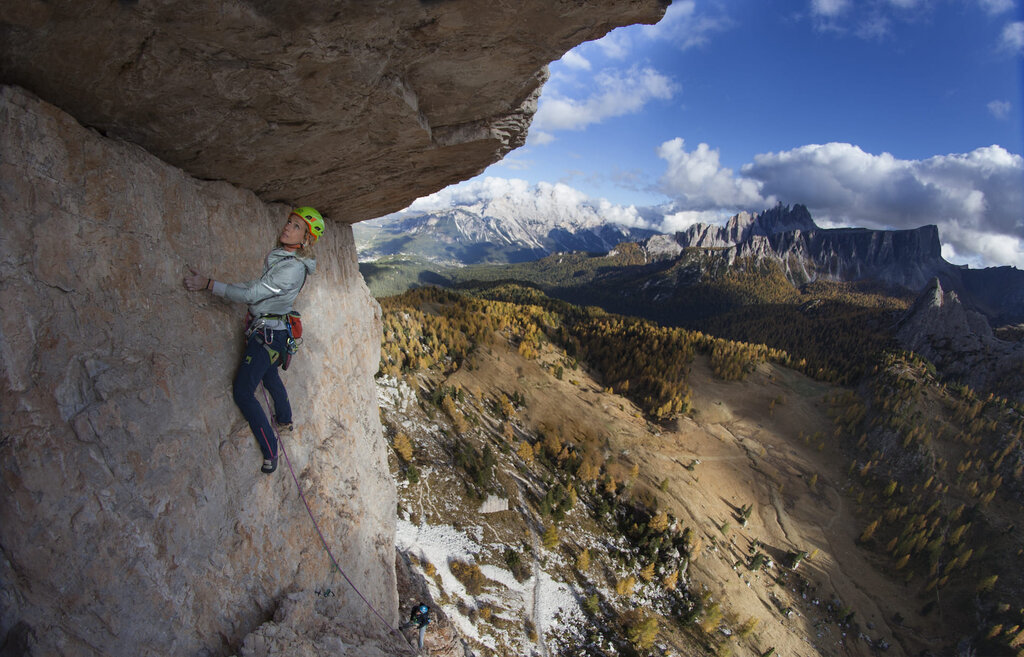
258, 384, 419, 655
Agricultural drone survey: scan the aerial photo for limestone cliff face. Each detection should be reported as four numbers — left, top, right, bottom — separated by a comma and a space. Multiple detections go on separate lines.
0, 85, 399, 656
667, 205, 1024, 323
674, 204, 948, 290
0, 0, 669, 223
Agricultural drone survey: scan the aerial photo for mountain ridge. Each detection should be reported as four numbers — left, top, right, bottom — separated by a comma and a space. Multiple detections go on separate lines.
652, 204, 1022, 323
358, 201, 1023, 324
356, 196, 657, 264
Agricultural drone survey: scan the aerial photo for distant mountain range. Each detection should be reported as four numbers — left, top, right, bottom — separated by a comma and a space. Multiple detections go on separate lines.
357, 201, 1024, 325
644, 204, 1024, 324
354, 200, 657, 264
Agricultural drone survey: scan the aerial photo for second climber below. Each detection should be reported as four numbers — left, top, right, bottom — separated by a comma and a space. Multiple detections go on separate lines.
184, 206, 324, 474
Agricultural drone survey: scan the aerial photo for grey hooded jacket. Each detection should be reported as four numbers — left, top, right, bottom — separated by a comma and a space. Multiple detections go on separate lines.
211, 247, 316, 324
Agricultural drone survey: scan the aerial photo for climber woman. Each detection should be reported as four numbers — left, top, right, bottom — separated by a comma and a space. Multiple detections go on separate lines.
183, 207, 324, 474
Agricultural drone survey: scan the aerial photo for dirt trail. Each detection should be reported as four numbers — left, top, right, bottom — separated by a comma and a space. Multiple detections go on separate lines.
529, 529, 549, 657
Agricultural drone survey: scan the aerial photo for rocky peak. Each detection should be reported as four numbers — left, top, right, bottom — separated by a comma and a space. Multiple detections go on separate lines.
897, 278, 1024, 401
724, 203, 817, 242
753, 203, 817, 235
679, 203, 818, 248
670, 203, 953, 292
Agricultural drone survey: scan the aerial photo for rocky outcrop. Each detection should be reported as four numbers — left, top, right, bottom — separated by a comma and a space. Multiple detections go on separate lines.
0, 0, 669, 223
897, 278, 1024, 402
1, 2, 671, 655
672, 204, 947, 289
641, 233, 684, 259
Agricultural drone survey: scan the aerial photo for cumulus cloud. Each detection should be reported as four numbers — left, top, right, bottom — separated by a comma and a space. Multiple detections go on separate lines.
406, 177, 532, 214
653, 138, 1023, 267
988, 99, 1012, 119
656, 138, 773, 211
532, 66, 676, 135
739, 143, 1024, 267
1001, 21, 1024, 53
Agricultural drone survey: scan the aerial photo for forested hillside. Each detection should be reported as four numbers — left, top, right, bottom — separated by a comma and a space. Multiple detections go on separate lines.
377, 285, 1024, 657
364, 247, 914, 386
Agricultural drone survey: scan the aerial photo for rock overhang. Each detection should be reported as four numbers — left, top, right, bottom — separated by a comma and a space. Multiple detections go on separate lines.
0, 0, 669, 225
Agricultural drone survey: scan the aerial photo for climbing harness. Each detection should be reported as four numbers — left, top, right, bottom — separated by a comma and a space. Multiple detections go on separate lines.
246, 311, 302, 370
257, 384, 419, 655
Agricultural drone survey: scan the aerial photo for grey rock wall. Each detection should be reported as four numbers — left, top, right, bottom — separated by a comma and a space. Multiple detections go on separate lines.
0, 85, 399, 656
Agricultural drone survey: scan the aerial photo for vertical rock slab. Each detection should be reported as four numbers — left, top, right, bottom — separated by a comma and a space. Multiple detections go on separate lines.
0, 85, 396, 655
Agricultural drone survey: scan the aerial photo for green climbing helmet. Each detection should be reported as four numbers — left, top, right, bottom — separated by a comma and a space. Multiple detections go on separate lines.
292, 206, 325, 243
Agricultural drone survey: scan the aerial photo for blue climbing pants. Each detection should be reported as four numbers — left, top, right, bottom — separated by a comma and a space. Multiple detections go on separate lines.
233, 329, 292, 459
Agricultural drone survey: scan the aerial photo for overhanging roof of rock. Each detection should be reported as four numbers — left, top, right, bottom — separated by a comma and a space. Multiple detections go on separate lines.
1, 0, 668, 225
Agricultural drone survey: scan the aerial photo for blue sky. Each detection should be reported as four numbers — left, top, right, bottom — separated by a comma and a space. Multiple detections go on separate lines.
413, 0, 1024, 269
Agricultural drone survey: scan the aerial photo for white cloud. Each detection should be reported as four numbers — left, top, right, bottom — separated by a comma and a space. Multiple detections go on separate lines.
856, 15, 892, 40
533, 66, 677, 135
941, 225, 1024, 269
661, 209, 732, 232
738, 142, 1024, 267
810, 0, 1018, 41
1001, 21, 1024, 53
649, 137, 1024, 266
656, 138, 772, 210
978, 0, 1014, 14
988, 99, 1012, 119
406, 177, 532, 214
812, 0, 850, 17
594, 30, 631, 59
527, 131, 555, 146
641, 0, 733, 50
559, 50, 591, 71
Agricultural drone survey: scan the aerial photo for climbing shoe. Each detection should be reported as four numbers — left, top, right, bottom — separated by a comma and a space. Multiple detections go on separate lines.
277, 422, 294, 435
261, 456, 278, 474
